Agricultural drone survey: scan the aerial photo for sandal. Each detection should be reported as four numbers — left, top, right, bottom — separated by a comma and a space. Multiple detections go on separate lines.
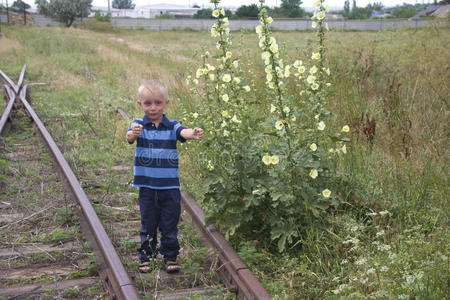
164, 257, 180, 274
138, 261, 152, 273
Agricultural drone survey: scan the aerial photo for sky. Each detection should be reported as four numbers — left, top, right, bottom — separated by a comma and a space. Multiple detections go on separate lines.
17, 0, 430, 10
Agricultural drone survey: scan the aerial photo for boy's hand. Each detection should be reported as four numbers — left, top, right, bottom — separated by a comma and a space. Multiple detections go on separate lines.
192, 127, 204, 140
127, 124, 143, 143
131, 124, 143, 138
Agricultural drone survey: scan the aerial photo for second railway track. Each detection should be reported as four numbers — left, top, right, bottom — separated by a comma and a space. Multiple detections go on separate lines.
0, 66, 270, 299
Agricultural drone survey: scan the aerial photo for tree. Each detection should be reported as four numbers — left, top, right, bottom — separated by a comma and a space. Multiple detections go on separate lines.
352, 0, 356, 11
344, 0, 350, 13
280, 0, 305, 18
235, 4, 259, 18
35, 0, 92, 27
193, 8, 213, 18
112, 0, 135, 9
12, 0, 30, 10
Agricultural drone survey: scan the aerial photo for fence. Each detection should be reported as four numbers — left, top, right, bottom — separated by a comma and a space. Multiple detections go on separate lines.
0, 13, 438, 31
110, 17, 433, 31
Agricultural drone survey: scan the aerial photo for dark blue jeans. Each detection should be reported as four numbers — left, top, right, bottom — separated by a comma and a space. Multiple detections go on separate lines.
137, 187, 181, 262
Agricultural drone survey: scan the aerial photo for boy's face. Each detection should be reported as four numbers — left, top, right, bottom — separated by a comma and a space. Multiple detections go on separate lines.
137, 87, 168, 122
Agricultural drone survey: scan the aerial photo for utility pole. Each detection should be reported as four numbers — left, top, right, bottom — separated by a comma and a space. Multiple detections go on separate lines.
6, 0, 9, 24
0, 2, 2, 38
108, 0, 110, 12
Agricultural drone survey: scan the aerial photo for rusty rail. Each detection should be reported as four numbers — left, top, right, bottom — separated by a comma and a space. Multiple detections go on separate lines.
0, 86, 15, 136
1, 66, 140, 300
181, 193, 271, 300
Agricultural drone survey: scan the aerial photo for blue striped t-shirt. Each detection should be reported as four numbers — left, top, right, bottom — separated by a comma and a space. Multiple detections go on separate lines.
129, 114, 186, 189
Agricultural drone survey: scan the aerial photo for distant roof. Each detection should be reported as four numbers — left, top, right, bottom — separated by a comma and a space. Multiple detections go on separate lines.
432, 4, 450, 18
411, 5, 442, 19
137, 3, 191, 10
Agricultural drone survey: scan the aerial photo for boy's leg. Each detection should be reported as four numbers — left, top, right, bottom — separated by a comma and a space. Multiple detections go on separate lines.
138, 187, 160, 262
157, 189, 181, 259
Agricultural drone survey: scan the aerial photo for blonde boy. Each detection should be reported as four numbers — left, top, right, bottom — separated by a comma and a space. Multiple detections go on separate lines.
127, 80, 203, 273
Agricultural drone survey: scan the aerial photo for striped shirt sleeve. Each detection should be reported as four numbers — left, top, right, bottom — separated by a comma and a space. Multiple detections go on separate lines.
174, 121, 186, 143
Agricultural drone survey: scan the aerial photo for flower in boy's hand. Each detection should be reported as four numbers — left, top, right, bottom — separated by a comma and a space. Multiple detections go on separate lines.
193, 128, 204, 140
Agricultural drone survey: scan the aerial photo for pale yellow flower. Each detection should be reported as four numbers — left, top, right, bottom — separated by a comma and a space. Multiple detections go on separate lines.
268, 82, 275, 89
270, 104, 277, 113
342, 144, 347, 154
283, 107, 290, 114
275, 120, 284, 130
284, 65, 291, 77
231, 114, 241, 123
220, 8, 225, 15
314, 0, 321, 8
233, 77, 241, 84
310, 143, 317, 151
266, 16, 273, 24
314, 114, 320, 120
298, 66, 306, 74
223, 130, 230, 137
311, 83, 319, 90
310, 65, 318, 74
317, 121, 326, 131
196, 68, 204, 78
222, 94, 229, 102
232, 60, 239, 68
342, 125, 350, 132
207, 160, 214, 171
325, 68, 331, 76
307, 75, 316, 84
222, 17, 229, 26
221, 120, 227, 127
193, 79, 199, 85
212, 9, 220, 18
222, 74, 231, 82
309, 169, 318, 179
252, 189, 260, 195
269, 43, 279, 54
221, 110, 229, 118
266, 73, 273, 82
262, 155, 271, 165
192, 112, 199, 119
211, 26, 219, 37
225, 51, 232, 59
255, 25, 263, 35
311, 52, 321, 60
265, 65, 273, 74
208, 74, 215, 81
317, 11, 326, 20
322, 189, 331, 198
270, 155, 279, 165
243, 85, 251, 92
312, 21, 318, 28
294, 60, 303, 68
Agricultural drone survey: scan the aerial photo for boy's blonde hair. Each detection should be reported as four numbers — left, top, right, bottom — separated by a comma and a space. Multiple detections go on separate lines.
138, 80, 168, 101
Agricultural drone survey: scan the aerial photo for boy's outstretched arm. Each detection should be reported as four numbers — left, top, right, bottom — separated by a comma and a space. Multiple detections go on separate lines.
180, 128, 204, 140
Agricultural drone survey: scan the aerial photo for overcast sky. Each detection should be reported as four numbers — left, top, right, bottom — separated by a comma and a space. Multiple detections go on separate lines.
17, 0, 429, 9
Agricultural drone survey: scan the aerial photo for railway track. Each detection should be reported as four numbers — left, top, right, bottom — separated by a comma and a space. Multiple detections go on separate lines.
0, 66, 271, 299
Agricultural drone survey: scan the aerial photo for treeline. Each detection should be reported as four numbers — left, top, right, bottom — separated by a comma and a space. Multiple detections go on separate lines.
194, 1, 307, 19
193, 0, 449, 20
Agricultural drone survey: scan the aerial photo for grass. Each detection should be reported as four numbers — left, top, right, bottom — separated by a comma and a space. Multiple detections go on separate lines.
0, 23, 448, 298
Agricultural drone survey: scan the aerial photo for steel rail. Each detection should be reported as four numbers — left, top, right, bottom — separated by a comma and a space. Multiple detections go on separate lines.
18, 85, 140, 300
181, 192, 271, 300
0, 70, 19, 95
0, 85, 16, 136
